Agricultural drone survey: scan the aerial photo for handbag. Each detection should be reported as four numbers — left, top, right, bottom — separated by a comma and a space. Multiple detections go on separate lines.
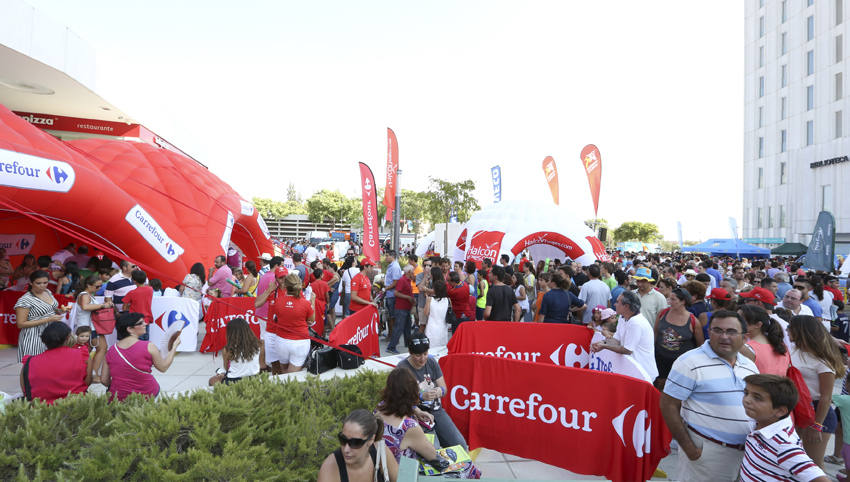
91, 307, 117, 334
337, 344, 364, 369
443, 298, 458, 330
786, 365, 816, 428
306, 346, 338, 374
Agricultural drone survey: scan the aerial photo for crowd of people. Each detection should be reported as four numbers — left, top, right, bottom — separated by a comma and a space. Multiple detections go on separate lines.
7, 238, 850, 480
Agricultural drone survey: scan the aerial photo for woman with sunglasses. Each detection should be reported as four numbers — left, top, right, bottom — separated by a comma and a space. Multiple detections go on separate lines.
101, 312, 181, 401
318, 409, 398, 482
654, 287, 704, 390
75, 274, 113, 383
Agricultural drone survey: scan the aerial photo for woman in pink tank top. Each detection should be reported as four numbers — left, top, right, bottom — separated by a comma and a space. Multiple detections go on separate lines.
101, 312, 180, 401
739, 304, 790, 375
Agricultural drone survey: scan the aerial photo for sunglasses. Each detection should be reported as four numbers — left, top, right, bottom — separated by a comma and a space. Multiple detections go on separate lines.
793, 285, 805, 290
338, 433, 368, 448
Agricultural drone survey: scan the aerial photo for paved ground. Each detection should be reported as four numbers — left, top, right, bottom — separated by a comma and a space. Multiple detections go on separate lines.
0, 328, 845, 480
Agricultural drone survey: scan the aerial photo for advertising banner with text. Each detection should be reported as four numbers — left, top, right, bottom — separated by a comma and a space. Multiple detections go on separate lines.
440, 353, 670, 482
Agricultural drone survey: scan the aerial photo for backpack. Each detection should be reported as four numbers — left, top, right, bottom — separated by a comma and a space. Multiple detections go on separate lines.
785, 365, 816, 429
337, 344, 364, 369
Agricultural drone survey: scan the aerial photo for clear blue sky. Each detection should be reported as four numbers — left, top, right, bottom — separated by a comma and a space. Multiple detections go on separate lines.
24, 0, 744, 241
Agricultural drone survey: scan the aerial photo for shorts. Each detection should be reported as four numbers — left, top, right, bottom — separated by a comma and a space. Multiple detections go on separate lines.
812, 400, 839, 433
265, 333, 310, 366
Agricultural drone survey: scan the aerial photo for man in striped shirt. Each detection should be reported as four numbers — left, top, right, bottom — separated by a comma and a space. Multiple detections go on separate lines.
740, 374, 827, 482
661, 310, 759, 481
104, 260, 136, 310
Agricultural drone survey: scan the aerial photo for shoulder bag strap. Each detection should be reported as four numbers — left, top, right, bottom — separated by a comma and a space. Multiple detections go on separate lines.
114, 345, 152, 374
333, 449, 349, 482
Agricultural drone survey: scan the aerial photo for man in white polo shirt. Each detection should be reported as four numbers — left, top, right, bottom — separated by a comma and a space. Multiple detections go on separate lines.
660, 310, 759, 481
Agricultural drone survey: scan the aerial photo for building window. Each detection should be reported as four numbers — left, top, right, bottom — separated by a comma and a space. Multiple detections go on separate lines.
759, 106, 764, 127
781, 130, 787, 152
760, 16, 765, 37
782, 0, 788, 22
807, 50, 815, 75
838, 35, 844, 62
758, 137, 764, 158
760, 0, 764, 7
768, 206, 774, 228
836, 110, 843, 137
822, 184, 833, 212
782, 32, 788, 54
782, 64, 788, 87
807, 120, 815, 145
780, 161, 787, 184
807, 85, 815, 110
838, 0, 844, 25
809, 0, 815, 6
759, 46, 765, 67
808, 16, 815, 41
837, 72, 843, 99
781, 97, 787, 119
758, 167, 764, 187
757, 207, 764, 228
780, 205, 786, 227
760, 76, 765, 97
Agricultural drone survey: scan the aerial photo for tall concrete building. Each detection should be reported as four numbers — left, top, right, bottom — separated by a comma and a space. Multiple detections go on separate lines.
744, 0, 849, 254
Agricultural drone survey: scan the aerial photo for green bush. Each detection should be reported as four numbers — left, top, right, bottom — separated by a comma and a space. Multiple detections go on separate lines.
0, 371, 389, 481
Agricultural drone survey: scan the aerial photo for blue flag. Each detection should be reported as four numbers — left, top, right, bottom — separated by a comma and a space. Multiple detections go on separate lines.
491, 165, 502, 203
805, 211, 835, 271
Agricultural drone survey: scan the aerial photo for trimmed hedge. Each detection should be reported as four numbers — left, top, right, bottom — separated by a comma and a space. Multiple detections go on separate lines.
0, 371, 389, 481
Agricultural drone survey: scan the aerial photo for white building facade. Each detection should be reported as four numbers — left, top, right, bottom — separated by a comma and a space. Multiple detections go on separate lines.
744, 0, 849, 253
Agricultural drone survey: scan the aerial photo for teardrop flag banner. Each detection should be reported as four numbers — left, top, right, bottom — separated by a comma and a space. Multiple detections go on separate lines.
491, 165, 502, 203
359, 162, 380, 262
580, 145, 601, 216
541, 156, 559, 205
383, 128, 398, 221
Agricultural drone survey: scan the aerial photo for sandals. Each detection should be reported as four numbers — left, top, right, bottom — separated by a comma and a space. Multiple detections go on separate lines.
825, 455, 844, 465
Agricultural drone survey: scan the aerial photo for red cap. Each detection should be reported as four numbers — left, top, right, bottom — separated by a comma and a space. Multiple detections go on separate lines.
739, 287, 775, 305
275, 266, 289, 278
706, 288, 732, 301
360, 258, 375, 267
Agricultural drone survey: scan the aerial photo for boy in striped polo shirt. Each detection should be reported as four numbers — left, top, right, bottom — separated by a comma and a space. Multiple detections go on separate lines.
740, 374, 827, 482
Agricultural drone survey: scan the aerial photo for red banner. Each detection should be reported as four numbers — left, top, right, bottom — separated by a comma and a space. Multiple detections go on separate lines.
358, 162, 380, 263
447, 321, 593, 368
199, 297, 261, 353
541, 156, 559, 205
329, 305, 380, 358
440, 354, 670, 481
465, 230, 505, 267
580, 144, 602, 217
509, 231, 586, 260
383, 128, 398, 222
0, 291, 75, 345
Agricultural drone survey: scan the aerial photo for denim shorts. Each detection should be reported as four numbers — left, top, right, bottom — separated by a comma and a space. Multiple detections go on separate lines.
812, 399, 838, 433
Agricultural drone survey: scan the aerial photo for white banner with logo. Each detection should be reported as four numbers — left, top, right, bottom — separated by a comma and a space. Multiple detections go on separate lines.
588, 332, 652, 382
148, 297, 200, 354
0, 234, 35, 255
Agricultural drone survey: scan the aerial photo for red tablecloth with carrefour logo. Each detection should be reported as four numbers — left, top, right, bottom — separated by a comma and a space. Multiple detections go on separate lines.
440, 353, 670, 482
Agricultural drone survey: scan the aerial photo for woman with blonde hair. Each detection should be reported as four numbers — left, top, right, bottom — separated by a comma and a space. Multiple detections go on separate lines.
788, 315, 847, 468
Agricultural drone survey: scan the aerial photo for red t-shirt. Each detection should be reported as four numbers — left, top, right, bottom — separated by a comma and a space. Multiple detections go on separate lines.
394, 276, 413, 310
349, 273, 372, 312
271, 294, 313, 340
310, 279, 331, 303
448, 282, 475, 320
322, 269, 335, 283
122, 285, 154, 324
24, 347, 88, 404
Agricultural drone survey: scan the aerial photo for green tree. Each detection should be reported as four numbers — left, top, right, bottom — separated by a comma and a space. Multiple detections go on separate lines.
584, 218, 609, 230
612, 221, 661, 243
423, 177, 480, 226
306, 190, 359, 227
286, 183, 301, 203
252, 197, 306, 218
400, 189, 431, 234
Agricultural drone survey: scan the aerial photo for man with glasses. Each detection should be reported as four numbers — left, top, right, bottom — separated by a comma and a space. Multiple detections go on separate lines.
780, 289, 814, 317
660, 311, 759, 481
793, 277, 824, 322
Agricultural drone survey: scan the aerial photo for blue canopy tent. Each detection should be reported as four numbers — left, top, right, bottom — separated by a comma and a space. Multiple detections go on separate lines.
681, 238, 771, 258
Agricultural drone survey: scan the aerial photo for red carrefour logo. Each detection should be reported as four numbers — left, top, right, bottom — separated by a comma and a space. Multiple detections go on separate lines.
510, 231, 585, 258
466, 230, 505, 264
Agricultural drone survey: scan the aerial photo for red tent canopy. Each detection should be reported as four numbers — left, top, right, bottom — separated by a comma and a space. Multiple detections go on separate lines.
0, 104, 272, 285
